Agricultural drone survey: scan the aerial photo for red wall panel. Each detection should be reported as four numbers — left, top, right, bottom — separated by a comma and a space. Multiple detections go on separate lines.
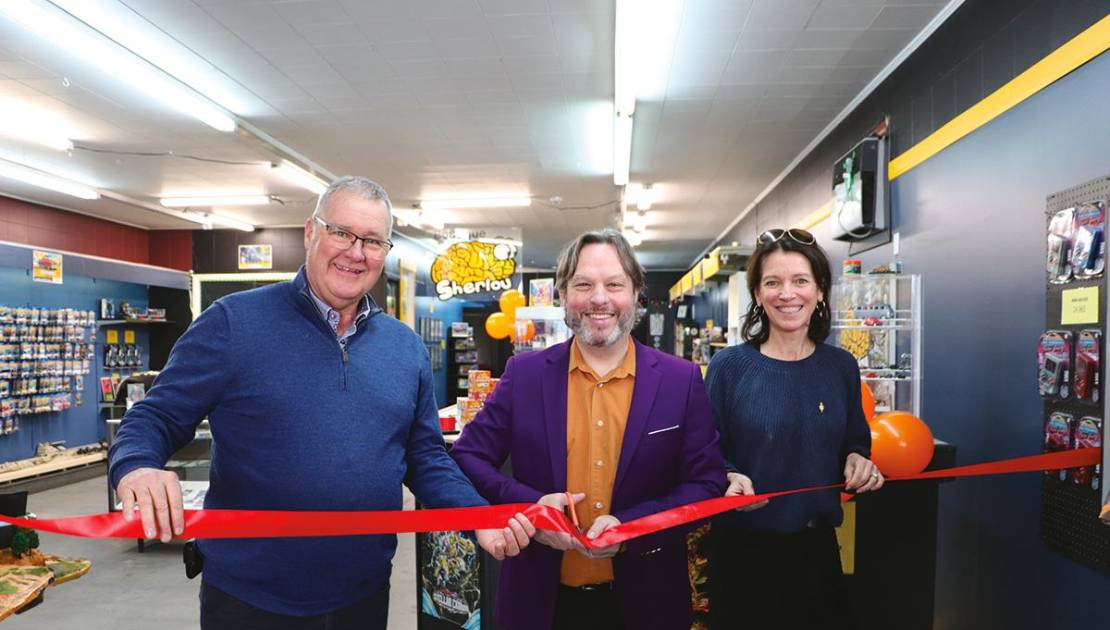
148, 230, 193, 272
0, 195, 152, 265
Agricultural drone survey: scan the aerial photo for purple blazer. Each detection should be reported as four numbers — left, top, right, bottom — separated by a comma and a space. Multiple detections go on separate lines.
451, 338, 727, 630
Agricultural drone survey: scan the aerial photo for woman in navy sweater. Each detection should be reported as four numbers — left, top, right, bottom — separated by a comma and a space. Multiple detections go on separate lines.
704, 228, 882, 629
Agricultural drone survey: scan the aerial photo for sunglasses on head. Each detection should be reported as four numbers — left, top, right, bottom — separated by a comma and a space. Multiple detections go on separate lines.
757, 228, 816, 247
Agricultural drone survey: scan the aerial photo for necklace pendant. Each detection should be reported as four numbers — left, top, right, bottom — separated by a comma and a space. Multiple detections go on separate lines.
818, 402, 825, 413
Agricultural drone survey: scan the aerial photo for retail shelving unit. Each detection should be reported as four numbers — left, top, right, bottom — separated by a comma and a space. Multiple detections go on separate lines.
830, 273, 922, 417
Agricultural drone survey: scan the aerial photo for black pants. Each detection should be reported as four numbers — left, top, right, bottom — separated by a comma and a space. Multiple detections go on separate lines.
552, 584, 625, 630
200, 582, 389, 630
707, 525, 856, 630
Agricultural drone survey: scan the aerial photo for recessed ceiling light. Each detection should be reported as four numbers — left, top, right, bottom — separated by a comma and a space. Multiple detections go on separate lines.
161, 195, 270, 207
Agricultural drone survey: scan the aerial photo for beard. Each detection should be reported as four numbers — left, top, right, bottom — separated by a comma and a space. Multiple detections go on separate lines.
566, 306, 638, 347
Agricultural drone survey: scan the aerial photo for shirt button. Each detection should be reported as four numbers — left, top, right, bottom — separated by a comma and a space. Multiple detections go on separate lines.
596, 420, 604, 427
596, 459, 604, 467
597, 383, 604, 388
595, 501, 604, 509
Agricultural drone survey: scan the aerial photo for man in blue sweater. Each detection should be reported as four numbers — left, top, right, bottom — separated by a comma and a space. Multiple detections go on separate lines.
108, 176, 532, 629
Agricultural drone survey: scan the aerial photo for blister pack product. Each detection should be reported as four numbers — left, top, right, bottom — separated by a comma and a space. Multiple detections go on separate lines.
1072, 416, 1102, 490
1048, 208, 1076, 284
1071, 202, 1106, 278
1075, 330, 1101, 403
1044, 412, 1074, 481
1038, 331, 1073, 398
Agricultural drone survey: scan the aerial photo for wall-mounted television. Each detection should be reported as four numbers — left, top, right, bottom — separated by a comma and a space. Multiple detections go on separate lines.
831, 136, 888, 241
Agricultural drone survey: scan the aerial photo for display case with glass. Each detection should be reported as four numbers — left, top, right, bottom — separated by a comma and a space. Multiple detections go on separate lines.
830, 274, 922, 417
513, 306, 568, 354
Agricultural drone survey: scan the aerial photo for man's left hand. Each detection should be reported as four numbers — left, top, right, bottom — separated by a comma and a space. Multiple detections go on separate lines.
475, 513, 535, 560
583, 515, 621, 559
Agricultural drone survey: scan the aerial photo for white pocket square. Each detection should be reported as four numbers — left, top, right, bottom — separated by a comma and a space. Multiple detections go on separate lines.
647, 424, 680, 436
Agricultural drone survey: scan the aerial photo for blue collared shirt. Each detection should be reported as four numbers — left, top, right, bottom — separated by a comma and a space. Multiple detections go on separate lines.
307, 288, 371, 347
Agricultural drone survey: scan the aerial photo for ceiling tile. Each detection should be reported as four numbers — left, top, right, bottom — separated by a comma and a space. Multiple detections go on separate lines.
477, 0, 549, 15
295, 22, 367, 46
746, 0, 820, 29
737, 29, 801, 51
872, 5, 943, 29
805, 4, 883, 29
794, 28, 863, 49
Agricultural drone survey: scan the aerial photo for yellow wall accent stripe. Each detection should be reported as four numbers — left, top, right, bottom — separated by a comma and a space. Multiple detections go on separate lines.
795, 199, 833, 230
889, 13, 1110, 180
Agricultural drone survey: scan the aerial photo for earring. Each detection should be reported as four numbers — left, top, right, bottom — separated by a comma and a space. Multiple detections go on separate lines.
816, 300, 828, 319
753, 304, 764, 317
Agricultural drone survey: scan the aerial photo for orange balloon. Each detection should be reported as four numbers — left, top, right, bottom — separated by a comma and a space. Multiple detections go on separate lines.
860, 382, 876, 423
509, 319, 536, 343
499, 290, 526, 320
485, 312, 512, 339
870, 411, 935, 477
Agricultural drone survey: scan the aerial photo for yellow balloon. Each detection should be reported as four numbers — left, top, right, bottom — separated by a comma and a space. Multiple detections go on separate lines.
499, 289, 526, 320
485, 312, 512, 339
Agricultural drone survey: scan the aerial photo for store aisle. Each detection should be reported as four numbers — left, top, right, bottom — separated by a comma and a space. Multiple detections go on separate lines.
4, 475, 419, 629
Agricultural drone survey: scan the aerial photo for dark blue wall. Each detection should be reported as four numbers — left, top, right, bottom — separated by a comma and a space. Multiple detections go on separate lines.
717, 16, 1110, 630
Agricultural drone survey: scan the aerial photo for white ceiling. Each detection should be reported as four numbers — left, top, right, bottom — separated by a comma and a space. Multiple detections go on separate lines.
0, 0, 949, 269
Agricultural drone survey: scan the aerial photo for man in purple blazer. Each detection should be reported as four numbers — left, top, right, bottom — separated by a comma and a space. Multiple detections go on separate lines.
451, 229, 726, 629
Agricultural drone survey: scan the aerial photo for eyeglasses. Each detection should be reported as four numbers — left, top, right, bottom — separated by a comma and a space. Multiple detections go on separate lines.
757, 228, 816, 247
313, 216, 393, 257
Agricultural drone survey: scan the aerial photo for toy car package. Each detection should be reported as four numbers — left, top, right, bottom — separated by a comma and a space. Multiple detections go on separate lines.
1071, 202, 1106, 278
1038, 331, 1072, 398
1044, 412, 1074, 481
1048, 208, 1076, 284
1074, 330, 1101, 403
1072, 416, 1102, 490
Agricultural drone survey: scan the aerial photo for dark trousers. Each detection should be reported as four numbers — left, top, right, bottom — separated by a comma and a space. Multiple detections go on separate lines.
200, 582, 389, 630
707, 525, 856, 630
552, 584, 625, 630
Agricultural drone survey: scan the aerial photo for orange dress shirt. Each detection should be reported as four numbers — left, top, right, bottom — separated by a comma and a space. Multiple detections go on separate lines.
561, 337, 636, 586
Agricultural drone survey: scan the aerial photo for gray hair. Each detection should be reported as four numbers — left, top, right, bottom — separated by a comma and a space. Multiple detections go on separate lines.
555, 229, 646, 297
313, 175, 394, 236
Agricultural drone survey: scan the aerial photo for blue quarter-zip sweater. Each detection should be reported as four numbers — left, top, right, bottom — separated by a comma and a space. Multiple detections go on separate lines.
704, 342, 870, 533
108, 268, 486, 615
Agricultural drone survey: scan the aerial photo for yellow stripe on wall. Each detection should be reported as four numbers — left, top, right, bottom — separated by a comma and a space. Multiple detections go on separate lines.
889, 13, 1110, 180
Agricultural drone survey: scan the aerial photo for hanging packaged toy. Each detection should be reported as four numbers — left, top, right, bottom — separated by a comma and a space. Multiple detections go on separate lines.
1074, 330, 1101, 403
1072, 416, 1102, 490
1038, 331, 1072, 398
1047, 207, 1075, 284
1044, 412, 1074, 481
1070, 202, 1106, 278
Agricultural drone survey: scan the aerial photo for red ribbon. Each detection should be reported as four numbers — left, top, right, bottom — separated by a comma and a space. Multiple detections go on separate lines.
0, 448, 1098, 549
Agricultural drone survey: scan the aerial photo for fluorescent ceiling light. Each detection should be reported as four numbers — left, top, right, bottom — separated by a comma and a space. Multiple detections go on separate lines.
627, 183, 657, 210
208, 212, 256, 232
395, 208, 445, 231
161, 195, 270, 207
0, 99, 74, 151
272, 160, 328, 195
623, 229, 643, 247
0, 0, 235, 132
613, 113, 632, 187
0, 159, 98, 199
613, 0, 681, 187
419, 197, 531, 210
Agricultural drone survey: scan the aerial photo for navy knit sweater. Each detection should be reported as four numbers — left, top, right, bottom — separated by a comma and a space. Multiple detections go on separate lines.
108, 268, 486, 615
704, 342, 870, 533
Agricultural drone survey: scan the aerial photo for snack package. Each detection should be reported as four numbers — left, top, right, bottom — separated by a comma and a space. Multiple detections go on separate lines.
1074, 330, 1101, 403
1072, 416, 1102, 490
1047, 208, 1075, 284
1038, 331, 1073, 398
1044, 412, 1074, 481
1071, 202, 1106, 278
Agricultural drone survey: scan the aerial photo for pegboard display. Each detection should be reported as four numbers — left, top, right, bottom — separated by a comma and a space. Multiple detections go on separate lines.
1041, 174, 1110, 570
0, 306, 96, 430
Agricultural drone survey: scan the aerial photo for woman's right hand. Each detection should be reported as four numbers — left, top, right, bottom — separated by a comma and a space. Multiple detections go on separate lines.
725, 472, 768, 512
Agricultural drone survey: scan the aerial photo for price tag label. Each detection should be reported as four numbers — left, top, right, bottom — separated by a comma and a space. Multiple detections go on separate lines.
1062, 286, 1099, 325
124, 330, 136, 344
105, 330, 119, 344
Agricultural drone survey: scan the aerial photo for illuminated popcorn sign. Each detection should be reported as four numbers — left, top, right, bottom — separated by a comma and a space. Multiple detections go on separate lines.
431, 239, 519, 301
